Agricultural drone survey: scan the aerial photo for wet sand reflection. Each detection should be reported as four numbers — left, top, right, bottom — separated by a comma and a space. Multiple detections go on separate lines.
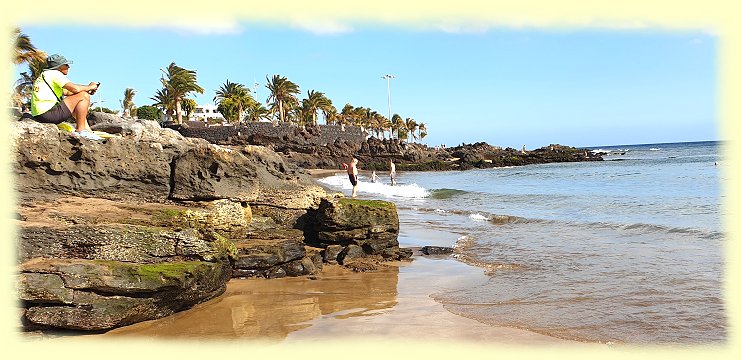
103, 265, 399, 340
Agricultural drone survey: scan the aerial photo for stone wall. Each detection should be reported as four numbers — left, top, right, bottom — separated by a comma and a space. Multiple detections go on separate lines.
179, 123, 369, 145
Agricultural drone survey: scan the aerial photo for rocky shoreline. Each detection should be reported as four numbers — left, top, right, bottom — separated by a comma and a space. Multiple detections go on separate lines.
13, 115, 410, 333
174, 122, 603, 171
12, 112, 599, 334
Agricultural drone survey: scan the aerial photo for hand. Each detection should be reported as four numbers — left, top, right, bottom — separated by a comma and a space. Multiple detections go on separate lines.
88, 82, 99, 94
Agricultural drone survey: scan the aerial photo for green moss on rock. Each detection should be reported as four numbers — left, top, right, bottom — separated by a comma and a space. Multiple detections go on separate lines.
338, 198, 394, 209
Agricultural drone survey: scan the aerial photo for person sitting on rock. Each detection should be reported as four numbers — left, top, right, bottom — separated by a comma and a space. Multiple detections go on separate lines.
30, 54, 102, 140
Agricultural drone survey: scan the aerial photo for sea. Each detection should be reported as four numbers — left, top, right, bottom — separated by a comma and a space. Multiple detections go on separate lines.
317, 141, 726, 344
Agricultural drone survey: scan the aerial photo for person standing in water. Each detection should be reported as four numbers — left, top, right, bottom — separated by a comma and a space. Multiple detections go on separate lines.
389, 159, 397, 186
347, 158, 359, 198
371, 170, 379, 183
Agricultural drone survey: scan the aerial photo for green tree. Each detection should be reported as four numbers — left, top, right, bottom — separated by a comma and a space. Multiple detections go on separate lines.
12, 28, 46, 109
378, 114, 392, 140
216, 98, 240, 124
90, 106, 117, 114
214, 80, 252, 124
136, 105, 163, 121
122, 88, 136, 118
150, 87, 175, 120
391, 114, 404, 140
265, 74, 300, 124
159, 62, 204, 124
340, 103, 355, 126
181, 98, 197, 118
13, 57, 45, 109
404, 117, 418, 143
244, 101, 270, 122
303, 90, 333, 125
323, 105, 339, 125
418, 122, 427, 142
13, 27, 45, 65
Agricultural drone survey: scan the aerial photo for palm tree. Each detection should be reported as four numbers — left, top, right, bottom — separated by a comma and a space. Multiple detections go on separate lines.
159, 62, 204, 124
323, 105, 339, 125
379, 114, 393, 139
340, 103, 355, 126
265, 74, 300, 124
244, 101, 270, 122
391, 114, 404, 140
404, 117, 418, 143
303, 90, 333, 125
122, 88, 136, 118
150, 87, 176, 121
13, 28, 45, 65
13, 57, 46, 109
214, 80, 252, 124
417, 122, 427, 143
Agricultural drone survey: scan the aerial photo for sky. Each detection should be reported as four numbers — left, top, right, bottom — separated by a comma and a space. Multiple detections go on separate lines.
13, 23, 717, 149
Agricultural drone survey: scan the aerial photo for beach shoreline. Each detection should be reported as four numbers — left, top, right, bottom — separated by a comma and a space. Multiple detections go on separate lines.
96, 255, 584, 345
86, 169, 588, 345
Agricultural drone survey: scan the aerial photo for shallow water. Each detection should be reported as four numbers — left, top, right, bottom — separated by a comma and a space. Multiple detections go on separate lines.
319, 141, 726, 344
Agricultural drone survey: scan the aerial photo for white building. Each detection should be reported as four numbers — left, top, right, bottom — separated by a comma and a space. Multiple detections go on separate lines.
190, 104, 225, 123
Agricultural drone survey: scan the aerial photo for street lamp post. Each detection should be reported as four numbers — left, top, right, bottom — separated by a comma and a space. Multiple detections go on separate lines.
381, 74, 395, 138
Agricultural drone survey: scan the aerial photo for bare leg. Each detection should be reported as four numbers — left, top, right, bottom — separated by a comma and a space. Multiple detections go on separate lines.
62, 91, 92, 132
352, 184, 357, 198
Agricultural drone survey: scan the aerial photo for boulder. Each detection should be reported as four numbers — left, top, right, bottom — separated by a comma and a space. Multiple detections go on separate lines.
231, 228, 321, 278
15, 196, 241, 331
307, 198, 411, 263
171, 145, 260, 201
19, 258, 230, 331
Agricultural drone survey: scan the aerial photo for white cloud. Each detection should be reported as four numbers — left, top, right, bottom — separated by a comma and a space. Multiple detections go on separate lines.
435, 21, 492, 34
290, 18, 353, 35
150, 19, 245, 35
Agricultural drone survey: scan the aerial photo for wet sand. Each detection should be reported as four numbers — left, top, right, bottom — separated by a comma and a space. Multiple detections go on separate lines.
98, 257, 586, 345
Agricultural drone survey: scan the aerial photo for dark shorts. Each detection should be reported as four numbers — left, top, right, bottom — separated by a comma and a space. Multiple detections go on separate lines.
348, 173, 358, 186
34, 102, 72, 124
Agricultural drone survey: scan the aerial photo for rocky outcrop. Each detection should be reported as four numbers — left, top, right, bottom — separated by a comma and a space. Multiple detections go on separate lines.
12, 119, 325, 204
12, 116, 409, 332
231, 226, 323, 279
20, 258, 230, 331
17, 197, 237, 331
306, 198, 412, 267
173, 123, 602, 171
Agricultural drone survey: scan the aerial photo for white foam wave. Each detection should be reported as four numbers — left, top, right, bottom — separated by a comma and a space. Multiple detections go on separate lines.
317, 174, 430, 198
469, 213, 488, 221
649, 148, 661, 151
434, 209, 447, 213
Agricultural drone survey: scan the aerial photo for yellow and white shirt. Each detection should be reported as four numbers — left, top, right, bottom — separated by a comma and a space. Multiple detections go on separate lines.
31, 69, 70, 116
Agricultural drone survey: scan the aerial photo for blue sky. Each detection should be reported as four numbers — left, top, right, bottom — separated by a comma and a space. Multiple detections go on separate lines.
14, 23, 717, 149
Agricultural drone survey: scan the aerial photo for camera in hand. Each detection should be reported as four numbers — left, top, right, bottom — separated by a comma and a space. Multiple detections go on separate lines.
89, 82, 100, 95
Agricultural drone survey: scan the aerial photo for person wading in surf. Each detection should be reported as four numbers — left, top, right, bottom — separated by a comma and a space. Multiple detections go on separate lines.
347, 158, 359, 198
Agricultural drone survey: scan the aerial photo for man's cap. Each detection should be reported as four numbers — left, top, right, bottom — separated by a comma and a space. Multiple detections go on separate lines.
46, 54, 73, 70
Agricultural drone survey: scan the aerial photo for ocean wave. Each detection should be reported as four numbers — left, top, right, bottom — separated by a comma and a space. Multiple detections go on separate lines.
469, 213, 488, 221
429, 188, 468, 199
398, 205, 722, 241
398, 206, 527, 225
317, 174, 430, 198
452, 235, 527, 273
